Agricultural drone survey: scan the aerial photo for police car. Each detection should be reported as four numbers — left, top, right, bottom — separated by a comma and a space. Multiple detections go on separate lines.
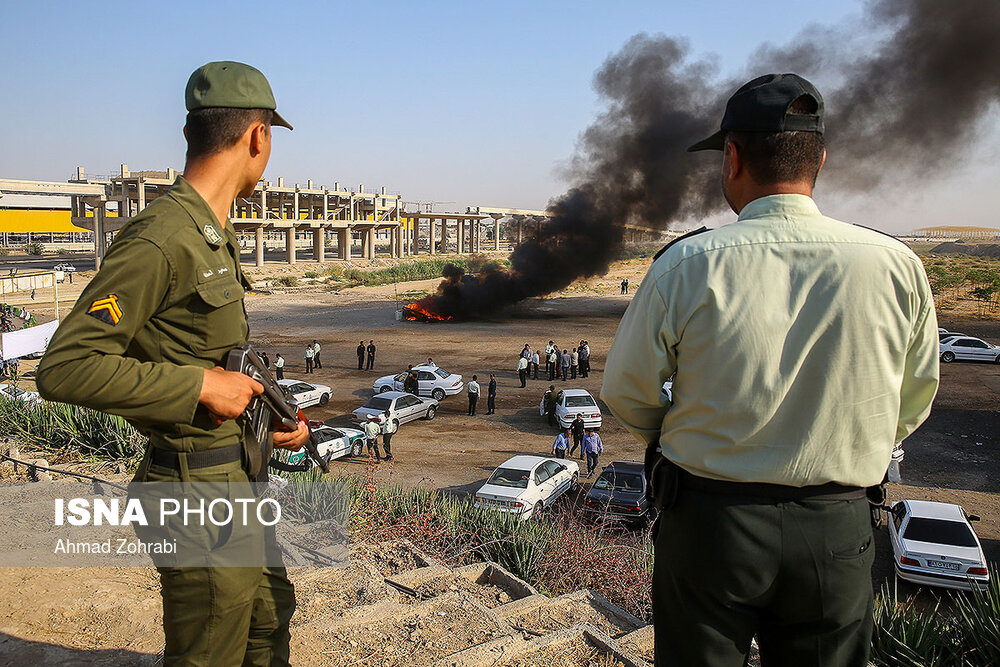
888, 499, 990, 591
474, 456, 580, 520
282, 424, 366, 465
372, 364, 464, 401
351, 391, 437, 427
0, 383, 42, 405
277, 379, 332, 408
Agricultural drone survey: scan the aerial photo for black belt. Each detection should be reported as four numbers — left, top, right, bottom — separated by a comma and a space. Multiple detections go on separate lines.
150, 443, 243, 470
678, 468, 866, 501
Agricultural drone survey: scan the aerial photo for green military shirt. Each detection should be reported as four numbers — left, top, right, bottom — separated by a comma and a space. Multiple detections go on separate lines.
37, 176, 252, 452
601, 194, 939, 488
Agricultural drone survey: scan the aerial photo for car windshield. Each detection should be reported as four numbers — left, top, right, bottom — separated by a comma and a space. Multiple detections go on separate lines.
565, 395, 596, 408
290, 383, 311, 392
903, 517, 978, 547
434, 369, 451, 379
593, 472, 643, 492
314, 430, 337, 443
364, 397, 392, 411
487, 467, 530, 489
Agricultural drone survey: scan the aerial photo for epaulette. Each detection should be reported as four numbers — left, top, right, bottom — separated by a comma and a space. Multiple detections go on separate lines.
652, 226, 712, 260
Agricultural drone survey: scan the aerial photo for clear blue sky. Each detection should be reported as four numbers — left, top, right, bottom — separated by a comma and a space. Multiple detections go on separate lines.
2, 0, 996, 232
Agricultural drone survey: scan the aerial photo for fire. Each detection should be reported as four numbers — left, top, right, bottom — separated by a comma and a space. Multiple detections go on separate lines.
403, 300, 453, 322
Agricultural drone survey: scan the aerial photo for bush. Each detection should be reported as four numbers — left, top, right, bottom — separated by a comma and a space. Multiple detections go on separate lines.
0, 398, 145, 461
25, 242, 44, 255
275, 276, 298, 287
0, 247, 9, 257
303, 271, 319, 279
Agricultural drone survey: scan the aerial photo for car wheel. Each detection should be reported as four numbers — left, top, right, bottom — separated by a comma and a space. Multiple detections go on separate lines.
994, 354, 1000, 365
319, 393, 330, 406
432, 388, 446, 401
533, 501, 544, 519
941, 351, 955, 363
570, 472, 579, 493
424, 406, 436, 420
379, 385, 391, 393
350, 440, 364, 457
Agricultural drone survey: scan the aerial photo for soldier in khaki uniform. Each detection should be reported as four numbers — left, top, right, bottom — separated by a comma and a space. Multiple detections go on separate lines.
37, 61, 308, 666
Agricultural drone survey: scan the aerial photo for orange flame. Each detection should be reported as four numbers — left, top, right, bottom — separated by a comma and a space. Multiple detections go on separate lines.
403, 301, 453, 322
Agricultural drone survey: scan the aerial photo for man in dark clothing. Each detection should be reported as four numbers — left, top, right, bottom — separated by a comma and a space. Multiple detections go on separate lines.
260, 351, 270, 370
366, 340, 376, 370
569, 414, 586, 460
487, 374, 497, 414
404, 369, 418, 395
543, 385, 557, 428
356, 341, 365, 370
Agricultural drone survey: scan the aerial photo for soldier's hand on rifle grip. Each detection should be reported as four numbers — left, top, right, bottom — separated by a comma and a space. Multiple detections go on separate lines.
198, 366, 264, 421
273, 419, 309, 451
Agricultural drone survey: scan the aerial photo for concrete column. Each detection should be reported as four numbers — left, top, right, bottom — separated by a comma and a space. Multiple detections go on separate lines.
494, 216, 501, 251
430, 220, 437, 254
517, 219, 523, 245
255, 227, 264, 267
260, 186, 267, 220
458, 219, 466, 254
293, 188, 300, 223
366, 228, 375, 259
137, 178, 146, 213
285, 228, 296, 264
337, 228, 349, 260
313, 228, 324, 262
93, 207, 106, 271
475, 220, 481, 253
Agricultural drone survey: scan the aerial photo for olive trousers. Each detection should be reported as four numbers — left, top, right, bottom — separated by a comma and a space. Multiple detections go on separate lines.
652, 486, 874, 667
136, 456, 295, 667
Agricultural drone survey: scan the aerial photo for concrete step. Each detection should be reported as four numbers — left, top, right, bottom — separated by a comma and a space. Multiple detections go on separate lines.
293, 592, 510, 666
437, 622, 646, 667
387, 561, 537, 609
494, 589, 645, 640
348, 538, 438, 576
292, 559, 398, 623
617, 625, 654, 664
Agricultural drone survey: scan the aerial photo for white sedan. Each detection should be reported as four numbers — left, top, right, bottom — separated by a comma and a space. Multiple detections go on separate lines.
53, 263, 77, 272
373, 364, 464, 401
474, 455, 579, 520
281, 424, 366, 466
888, 499, 990, 592
278, 379, 332, 408
352, 391, 437, 427
0, 383, 42, 404
939, 336, 1000, 364
540, 388, 603, 430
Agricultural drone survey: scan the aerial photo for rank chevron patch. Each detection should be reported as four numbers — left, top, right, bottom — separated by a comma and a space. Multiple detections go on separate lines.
87, 294, 123, 325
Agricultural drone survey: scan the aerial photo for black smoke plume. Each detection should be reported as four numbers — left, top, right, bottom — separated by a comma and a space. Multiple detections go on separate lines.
413, 0, 1000, 319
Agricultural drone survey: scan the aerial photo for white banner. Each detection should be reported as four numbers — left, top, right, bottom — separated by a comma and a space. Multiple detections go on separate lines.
1, 319, 59, 360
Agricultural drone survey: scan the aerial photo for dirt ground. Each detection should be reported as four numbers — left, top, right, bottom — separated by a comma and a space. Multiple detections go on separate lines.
2, 249, 999, 662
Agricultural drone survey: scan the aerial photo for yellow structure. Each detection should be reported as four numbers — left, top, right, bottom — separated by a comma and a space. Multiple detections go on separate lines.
0, 209, 90, 233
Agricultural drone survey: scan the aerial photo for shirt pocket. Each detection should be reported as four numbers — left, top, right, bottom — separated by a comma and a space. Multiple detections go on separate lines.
191, 277, 247, 358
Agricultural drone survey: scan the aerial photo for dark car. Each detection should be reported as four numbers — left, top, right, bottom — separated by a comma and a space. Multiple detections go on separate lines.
582, 461, 651, 526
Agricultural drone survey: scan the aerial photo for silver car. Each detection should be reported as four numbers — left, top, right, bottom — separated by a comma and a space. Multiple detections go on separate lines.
352, 391, 437, 428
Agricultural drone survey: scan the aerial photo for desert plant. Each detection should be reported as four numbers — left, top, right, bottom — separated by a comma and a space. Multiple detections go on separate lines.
303, 271, 319, 279
275, 276, 298, 287
25, 242, 44, 255
952, 574, 1000, 665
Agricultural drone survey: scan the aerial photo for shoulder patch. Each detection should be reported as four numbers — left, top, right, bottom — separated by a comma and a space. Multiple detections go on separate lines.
653, 226, 712, 260
87, 294, 123, 325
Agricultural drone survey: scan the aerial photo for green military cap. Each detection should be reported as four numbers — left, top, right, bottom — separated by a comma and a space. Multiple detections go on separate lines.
185, 61, 293, 130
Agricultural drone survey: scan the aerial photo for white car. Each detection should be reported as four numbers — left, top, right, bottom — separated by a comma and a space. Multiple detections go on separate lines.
939, 336, 1000, 364
0, 383, 42, 404
474, 455, 580, 520
53, 263, 77, 272
277, 379, 332, 408
373, 364, 464, 401
281, 424, 366, 466
352, 391, 437, 427
539, 388, 603, 430
888, 499, 990, 592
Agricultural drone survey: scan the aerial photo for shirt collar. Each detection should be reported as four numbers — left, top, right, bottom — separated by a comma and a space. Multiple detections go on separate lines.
168, 176, 232, 248
737, 194, 821, 222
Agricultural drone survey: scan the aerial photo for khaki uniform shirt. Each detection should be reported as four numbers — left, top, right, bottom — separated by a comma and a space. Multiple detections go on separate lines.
37, 176, 252, 453
601, 195, 939, 488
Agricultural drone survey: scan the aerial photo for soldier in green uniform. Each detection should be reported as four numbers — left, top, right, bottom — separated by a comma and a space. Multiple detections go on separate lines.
36, 61, 308, 666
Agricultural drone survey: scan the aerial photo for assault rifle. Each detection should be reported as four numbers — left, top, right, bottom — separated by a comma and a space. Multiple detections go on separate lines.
225, 345, 330, 484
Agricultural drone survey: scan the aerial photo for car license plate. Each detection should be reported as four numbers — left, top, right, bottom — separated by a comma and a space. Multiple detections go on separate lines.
927, 560, 960, 571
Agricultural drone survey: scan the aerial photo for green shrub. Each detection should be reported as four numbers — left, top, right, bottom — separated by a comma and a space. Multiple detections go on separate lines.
0, 247, 9, 257
303, 271, 319, 279
25, 242, 44, 255
275, 276, 298, 287
0, 398, 145, 461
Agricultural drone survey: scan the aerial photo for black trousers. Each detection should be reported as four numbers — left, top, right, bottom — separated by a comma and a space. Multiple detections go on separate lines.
468, 394, 478, 416
532, 363, 539, 379
357, 355, 364, 370
518, 369, 527, 388
652, 483, 874, 667
305, 358, 313, 374
366, 354, 375, 370
275, 367, 284, 380
313, 354, 321, 369
366, 437, 382, 459
586, 451, 598, 474
553, 449, 566, 459
548, 365, 555, 381
487, 395, 496, 414
571, 434, 583, 458
571, 365, 578, 379
580, 360, 589, 377
382, 433, 392, 459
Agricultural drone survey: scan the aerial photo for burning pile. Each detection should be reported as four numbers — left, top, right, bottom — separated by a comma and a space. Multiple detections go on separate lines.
402, 301, 453, 322
412, 1, 1000, 321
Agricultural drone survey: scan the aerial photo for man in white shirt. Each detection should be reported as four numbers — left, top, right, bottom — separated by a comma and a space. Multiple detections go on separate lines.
466, 375, 481, 416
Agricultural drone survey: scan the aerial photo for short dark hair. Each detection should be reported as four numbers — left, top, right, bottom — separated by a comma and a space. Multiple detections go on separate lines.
726, 96, 825, 186
185, 107, 273, 160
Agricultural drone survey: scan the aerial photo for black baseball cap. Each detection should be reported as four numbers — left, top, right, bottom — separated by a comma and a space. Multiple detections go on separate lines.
687, 73, 823, 152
